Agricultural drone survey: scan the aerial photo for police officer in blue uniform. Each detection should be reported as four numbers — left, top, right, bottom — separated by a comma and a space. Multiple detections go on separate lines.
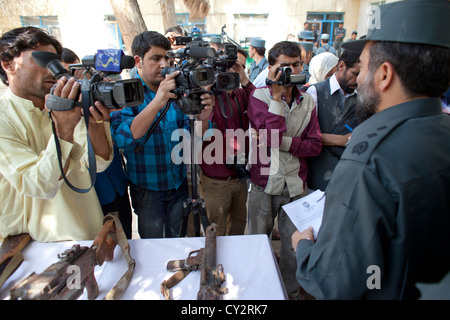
292, 0, 450, 299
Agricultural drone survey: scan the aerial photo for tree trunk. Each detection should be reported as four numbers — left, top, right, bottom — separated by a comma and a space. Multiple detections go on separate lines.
183, 0, 210, 20
109, 0, 147, 54
160, 0, 177, 32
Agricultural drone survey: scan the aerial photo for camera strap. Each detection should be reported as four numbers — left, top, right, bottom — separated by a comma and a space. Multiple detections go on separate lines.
265, 78, 282, 86
218, 93, 244, 130
217, 93, 234, 119
48, 79, 97, 193
47, 84, 83, 111
134, 100, 171, 154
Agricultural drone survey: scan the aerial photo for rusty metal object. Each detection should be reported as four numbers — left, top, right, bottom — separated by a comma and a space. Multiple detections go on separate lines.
163, 223, 228, 300
9, 212, 134, 300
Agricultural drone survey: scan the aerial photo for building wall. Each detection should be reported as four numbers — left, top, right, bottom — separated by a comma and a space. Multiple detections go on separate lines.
137, 0, 363, 50
0, 0, 399, 58
0, 0, 118, 58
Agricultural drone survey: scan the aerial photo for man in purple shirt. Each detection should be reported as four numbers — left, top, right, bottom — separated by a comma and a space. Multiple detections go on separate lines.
199, 48, 255, 236
247, 41, 322, 299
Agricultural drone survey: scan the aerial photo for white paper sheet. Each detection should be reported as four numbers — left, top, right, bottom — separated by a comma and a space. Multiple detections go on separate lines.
282, 190, 325, 239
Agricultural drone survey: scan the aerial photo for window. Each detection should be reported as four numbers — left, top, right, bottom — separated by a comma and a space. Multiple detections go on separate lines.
306, 12, 344, 22
306, 12, 345, 45
21, 15, 61, 41
104, 15, 125, 51
176, 13, 206, 33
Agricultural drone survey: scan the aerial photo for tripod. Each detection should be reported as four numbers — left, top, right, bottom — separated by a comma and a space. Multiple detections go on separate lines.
179, 115, 209, 237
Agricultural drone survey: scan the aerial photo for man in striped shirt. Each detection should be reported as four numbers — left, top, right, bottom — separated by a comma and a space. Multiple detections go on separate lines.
111, 31, 213, 238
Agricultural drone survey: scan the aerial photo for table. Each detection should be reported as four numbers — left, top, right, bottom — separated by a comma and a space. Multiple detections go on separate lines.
1, 234, 287, 300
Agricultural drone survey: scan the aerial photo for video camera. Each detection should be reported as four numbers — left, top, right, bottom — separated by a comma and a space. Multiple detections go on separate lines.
266, 66, 306, 86
208, 43, 240, 94
161, 41, 240, 115
32, 49, 144, 109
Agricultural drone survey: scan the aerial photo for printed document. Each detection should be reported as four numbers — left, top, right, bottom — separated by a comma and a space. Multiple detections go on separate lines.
282, 190, 325, 239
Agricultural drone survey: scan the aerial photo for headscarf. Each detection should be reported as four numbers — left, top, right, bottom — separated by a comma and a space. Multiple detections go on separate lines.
308, 52, 339, 85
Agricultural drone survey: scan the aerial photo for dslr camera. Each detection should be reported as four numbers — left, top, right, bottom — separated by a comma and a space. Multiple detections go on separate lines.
32, 49, 144, 110
161, 41, 240, 115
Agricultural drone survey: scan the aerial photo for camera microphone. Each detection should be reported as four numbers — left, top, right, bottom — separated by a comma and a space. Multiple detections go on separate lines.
82, 49, 135, 73
169, 46, 216, 59
186, 46, 216, 59
120, 55, 135, 69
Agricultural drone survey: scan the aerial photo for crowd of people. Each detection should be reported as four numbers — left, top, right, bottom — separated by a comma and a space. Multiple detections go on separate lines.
0, 0, 449, 300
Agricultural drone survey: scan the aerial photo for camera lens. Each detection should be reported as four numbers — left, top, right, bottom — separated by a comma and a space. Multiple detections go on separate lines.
217, 74, 231, 87
215, 72, 239, 91
190, 67, 215, 87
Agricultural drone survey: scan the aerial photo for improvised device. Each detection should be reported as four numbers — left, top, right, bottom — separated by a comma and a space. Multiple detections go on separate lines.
161, 223, 228, 300
32, 49, 144, 110
9, 213, 135, 300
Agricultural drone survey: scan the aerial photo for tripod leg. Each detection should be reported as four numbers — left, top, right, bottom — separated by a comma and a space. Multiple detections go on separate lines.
193, 209, 200, 237
179, 202, 191, 237
199, 202, 209, 233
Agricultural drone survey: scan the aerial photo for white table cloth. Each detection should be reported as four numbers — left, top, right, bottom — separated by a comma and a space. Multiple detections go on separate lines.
1, 234, 287, 300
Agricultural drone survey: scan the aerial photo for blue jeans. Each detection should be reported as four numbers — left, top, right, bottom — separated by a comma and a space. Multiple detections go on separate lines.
130, 179, 188, 238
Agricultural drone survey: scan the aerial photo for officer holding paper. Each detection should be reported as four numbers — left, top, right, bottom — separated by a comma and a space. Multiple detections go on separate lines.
292, 0, 450, 299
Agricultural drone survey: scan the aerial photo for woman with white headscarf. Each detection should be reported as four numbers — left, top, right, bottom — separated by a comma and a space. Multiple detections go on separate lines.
308, 52, 339, 85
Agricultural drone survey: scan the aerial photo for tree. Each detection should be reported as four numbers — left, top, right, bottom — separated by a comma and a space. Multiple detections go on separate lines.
160, 0, 210, 33
160, 0, 177, 32
109, 0, 147, 54
183, 0, 210, 21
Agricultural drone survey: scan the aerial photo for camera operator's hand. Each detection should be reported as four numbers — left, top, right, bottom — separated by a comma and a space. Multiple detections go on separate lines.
267, 63, 282, 102
45, 76, 82, 143
85, 100, 114, 124
154, 71, 180, 109
193, 88, 214, 137
196, 90, 214, 122
130, 70, 180, 140
84, 100, 112, 160
230, 61, 249, 87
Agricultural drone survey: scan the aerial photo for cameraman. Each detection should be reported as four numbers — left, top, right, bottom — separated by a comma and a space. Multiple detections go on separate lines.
110, 31, 213, 239
247, 41, 322, 299
199, 48, 255, 236
0, 27, 113, 242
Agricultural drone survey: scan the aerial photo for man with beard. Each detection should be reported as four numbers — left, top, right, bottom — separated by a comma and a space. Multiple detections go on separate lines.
306, 50, 361, 191
0, 27, 113, 242
292, 0, 450, 299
